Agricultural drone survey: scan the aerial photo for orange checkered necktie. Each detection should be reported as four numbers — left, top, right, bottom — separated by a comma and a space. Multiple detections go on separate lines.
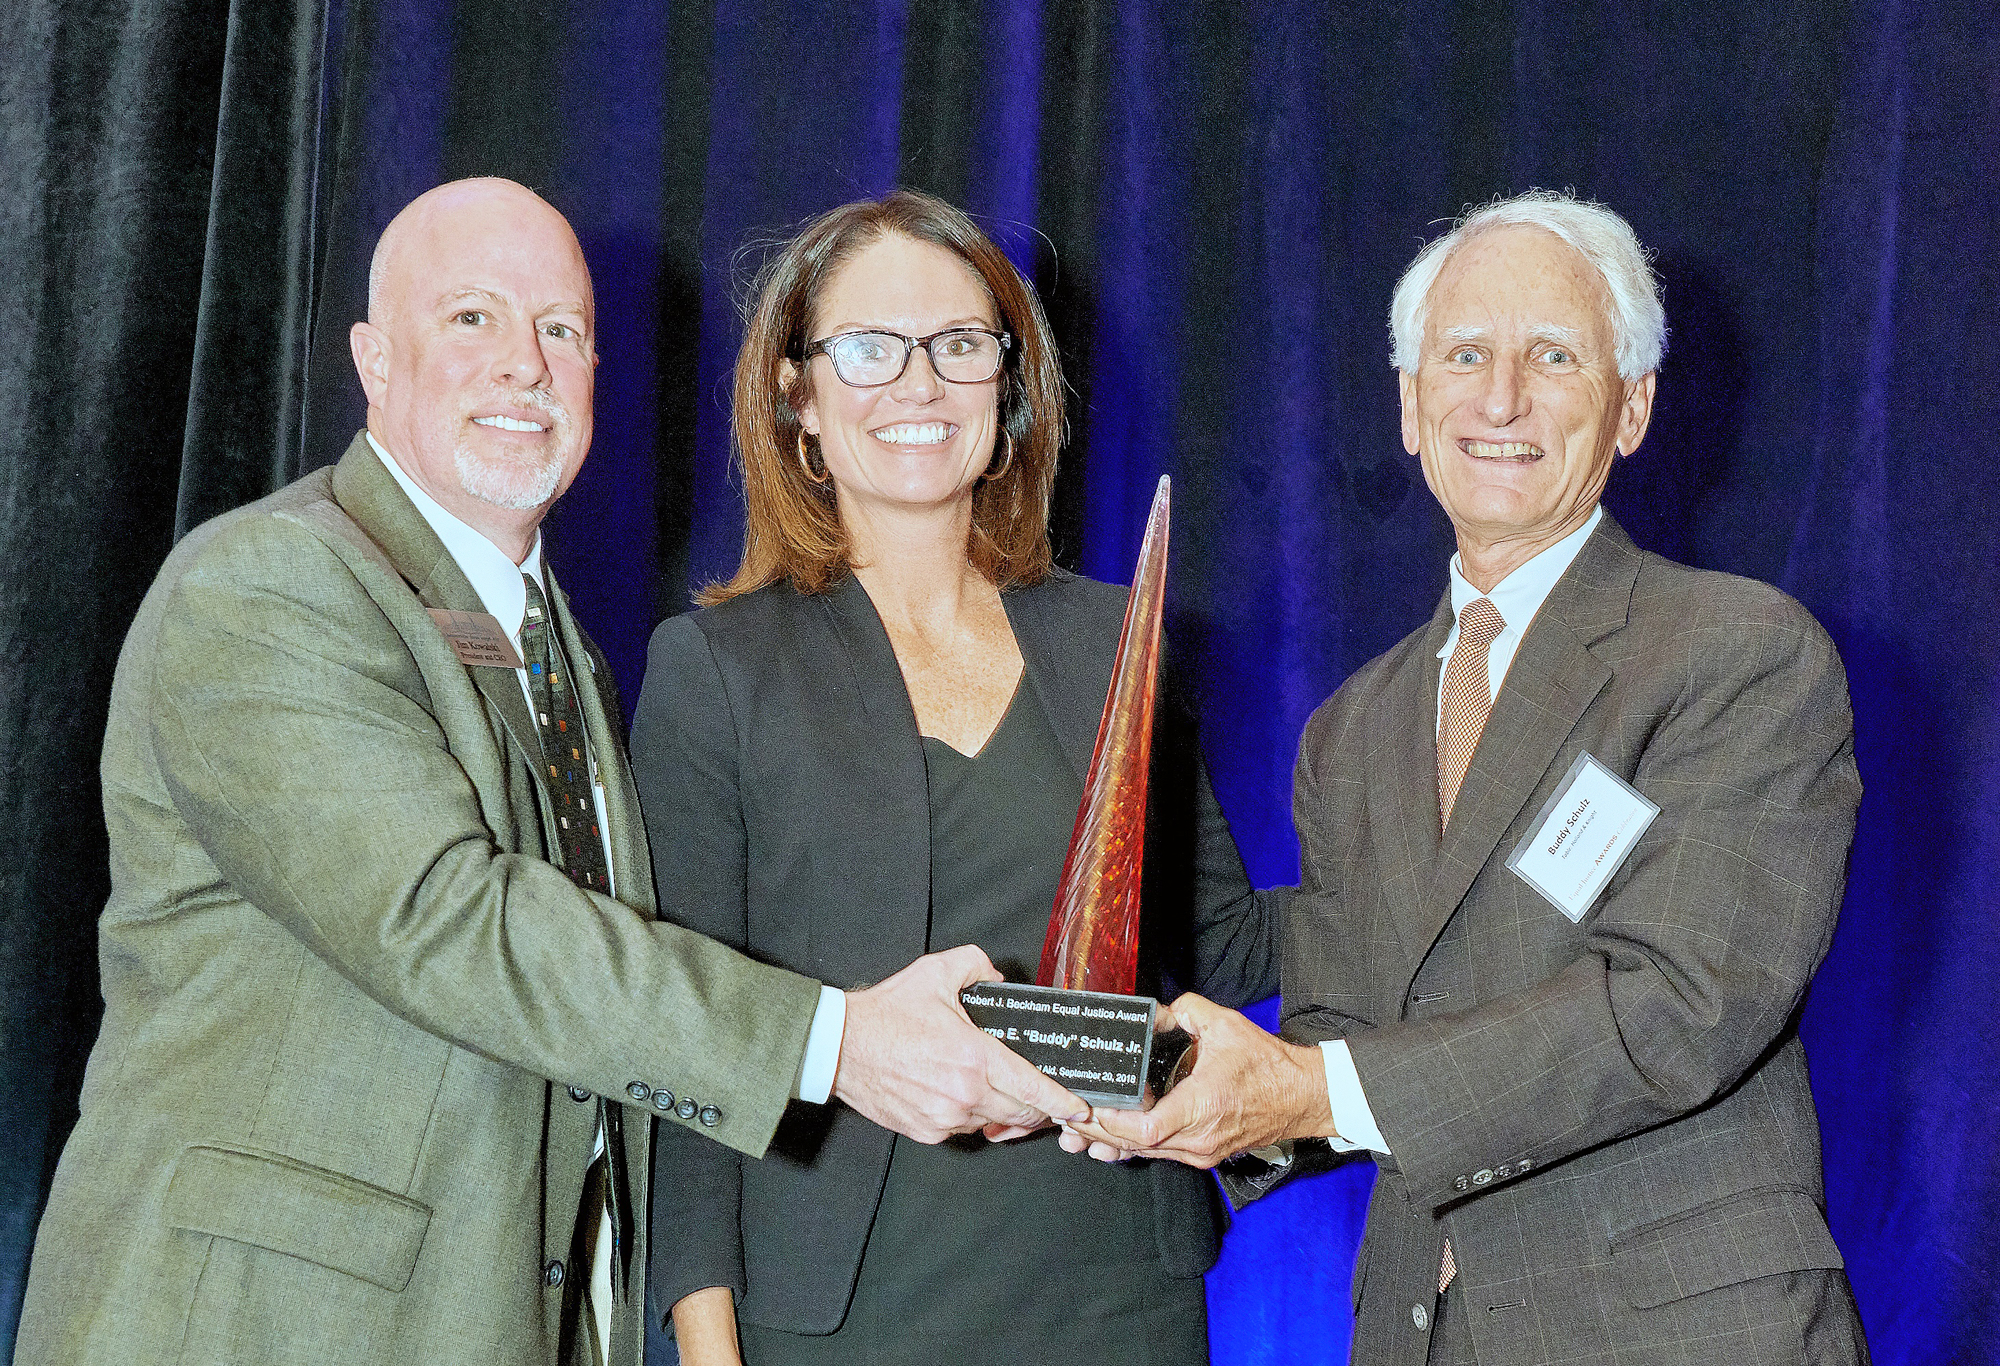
1432, 595, 1504, 1299
1437, 596, 1506, 829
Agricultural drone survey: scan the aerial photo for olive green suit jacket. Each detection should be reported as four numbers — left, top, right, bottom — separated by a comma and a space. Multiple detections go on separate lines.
16, 435, 821, 1366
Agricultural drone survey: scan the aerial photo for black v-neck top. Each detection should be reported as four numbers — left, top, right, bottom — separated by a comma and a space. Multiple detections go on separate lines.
916, 678, 1077, 980
735, 685, 1207, 1365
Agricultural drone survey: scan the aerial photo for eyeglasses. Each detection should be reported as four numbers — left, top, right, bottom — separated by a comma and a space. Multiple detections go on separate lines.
803, 328, 1012, 387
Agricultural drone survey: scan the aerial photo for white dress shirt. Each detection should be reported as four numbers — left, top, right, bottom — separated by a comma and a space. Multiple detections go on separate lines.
1318, 505, 1603, 1153
365, 435, 846, 1100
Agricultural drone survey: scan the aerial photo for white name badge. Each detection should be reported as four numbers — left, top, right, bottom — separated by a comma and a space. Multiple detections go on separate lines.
1506, 753, 1660, 923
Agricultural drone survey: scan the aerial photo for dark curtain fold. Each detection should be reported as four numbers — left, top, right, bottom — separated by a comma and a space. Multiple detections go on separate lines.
3, 0, 232, 1344
4, 2, 1997, 1362
175, 0, 333, 536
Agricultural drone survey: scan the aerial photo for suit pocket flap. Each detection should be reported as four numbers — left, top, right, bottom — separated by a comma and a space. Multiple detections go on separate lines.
165, 1144, 431, 1292
1609, 1186, 1844, 1310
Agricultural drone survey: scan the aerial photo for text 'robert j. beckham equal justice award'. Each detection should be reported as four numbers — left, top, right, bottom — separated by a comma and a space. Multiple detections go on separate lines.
960, 477, 1195, 1108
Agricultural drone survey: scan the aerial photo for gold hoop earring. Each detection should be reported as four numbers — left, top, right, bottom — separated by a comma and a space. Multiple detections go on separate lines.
797, 432, 830, 486
983, 431, 1015, 481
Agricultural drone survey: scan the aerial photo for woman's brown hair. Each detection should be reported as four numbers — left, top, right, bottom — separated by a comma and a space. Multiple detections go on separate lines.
699, 189, 1065, 604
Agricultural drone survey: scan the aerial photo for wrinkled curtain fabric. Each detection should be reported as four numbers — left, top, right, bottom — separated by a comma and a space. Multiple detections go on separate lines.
3, 2, 1994, 1363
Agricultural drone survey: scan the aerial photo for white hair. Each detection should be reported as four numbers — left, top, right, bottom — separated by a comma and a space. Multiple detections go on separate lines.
1389, 190, 1666, 380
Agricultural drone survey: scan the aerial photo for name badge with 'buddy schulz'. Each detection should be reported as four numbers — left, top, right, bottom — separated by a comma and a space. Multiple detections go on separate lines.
1506, 752, 1660, 923
427, 608, 524, 670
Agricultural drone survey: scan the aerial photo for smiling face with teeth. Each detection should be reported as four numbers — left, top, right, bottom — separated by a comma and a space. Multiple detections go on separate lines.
793, 232, 1003, 538
1400, 224, 1656, 590
350, 179, 596, 562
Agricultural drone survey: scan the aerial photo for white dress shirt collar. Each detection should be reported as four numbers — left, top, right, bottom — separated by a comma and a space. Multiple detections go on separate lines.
1437, 504, 1604, 707
365, 431, 544, 646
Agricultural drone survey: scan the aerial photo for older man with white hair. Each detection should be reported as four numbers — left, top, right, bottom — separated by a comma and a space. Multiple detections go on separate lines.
1076, 192, 1870, 1364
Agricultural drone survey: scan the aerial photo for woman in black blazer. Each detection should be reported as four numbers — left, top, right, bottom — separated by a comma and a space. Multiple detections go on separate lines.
632, 190, 1282, 1366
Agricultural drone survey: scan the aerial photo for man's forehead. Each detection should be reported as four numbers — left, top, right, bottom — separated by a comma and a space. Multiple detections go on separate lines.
1439, 320, 1588, 344
1427, 232, 1611, 337
389, 229, 593, 321
374, 181, 592, 316
425, 282, 593, 316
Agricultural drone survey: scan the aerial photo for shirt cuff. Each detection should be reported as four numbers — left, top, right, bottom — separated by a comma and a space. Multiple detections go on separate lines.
793, 985, 846, 1104
1320, 1040, 1390, 1154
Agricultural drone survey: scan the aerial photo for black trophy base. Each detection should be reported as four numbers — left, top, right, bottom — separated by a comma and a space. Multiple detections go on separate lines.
960, 981, 1196, 1109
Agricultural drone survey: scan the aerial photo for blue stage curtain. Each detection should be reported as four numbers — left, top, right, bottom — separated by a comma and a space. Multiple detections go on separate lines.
3, 2, 1996, 1362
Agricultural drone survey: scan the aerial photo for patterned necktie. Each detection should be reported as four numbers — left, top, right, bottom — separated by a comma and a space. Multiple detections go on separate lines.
522, 575, 629, 1348
1437, 596, 1507, 829
521, 575, 610, 893
1433, 596, 1504, 1300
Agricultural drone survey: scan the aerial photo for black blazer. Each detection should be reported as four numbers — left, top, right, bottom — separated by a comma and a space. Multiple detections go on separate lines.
631, 569, 1284, 1335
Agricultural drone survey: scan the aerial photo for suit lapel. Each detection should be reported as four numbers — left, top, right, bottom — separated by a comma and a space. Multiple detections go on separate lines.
1415, 515, 1642, 955
819, 574, 935, 964
822, 574, 923, 726
329, 436, 542, 820
463, 640, 542, 778
1003, 581, 1100, 786
1374, 599, 1451, 970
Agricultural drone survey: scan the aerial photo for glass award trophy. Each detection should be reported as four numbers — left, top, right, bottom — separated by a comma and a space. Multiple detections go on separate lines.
959, 477, 1196, 1108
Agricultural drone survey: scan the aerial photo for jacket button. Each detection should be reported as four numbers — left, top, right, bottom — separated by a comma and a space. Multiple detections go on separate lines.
544, 1259, 565, 1287
625, 1081, 651, 1103
567, 1085, 591, 1103
1472, 1168, 1493, 1186
699, 1105, 722, 1128
675, 1096, 698, 1121
652, 1088, 676, 1112
1412, 1304, 1428, 1330
1453, 1175, 1470, 1193
1516, 1157, 1533, 1173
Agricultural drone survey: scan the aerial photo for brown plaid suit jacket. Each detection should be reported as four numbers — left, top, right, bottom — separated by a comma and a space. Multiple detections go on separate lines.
1276, 513, 1868, 1364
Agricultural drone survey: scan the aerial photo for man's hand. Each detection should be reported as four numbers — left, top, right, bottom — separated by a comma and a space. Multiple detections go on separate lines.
834, 945, 1088, 1143
1062, 993, 1334, 1168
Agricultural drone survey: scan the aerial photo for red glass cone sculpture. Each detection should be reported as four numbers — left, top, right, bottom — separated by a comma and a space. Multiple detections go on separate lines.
1037, 476, 1171, 994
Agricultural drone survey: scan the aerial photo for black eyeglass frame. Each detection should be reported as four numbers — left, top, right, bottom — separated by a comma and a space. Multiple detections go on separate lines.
801, 328, 1014, 387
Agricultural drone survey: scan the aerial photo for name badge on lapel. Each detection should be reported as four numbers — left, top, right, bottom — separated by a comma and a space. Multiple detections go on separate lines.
1506, 752, 1659, 923
426, 608, 525, 670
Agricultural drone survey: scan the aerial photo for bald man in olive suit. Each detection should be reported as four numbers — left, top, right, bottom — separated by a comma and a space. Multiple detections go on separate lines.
15, 179, 1081, 1366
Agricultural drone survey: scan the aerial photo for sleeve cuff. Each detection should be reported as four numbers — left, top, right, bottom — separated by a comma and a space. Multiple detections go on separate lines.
793, 985, 846, 1103
1320, 1039, 1390, 1154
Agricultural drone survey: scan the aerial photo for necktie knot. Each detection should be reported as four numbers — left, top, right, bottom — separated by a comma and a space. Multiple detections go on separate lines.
1459, 596, 1506, 649
522, 573, 550, 636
